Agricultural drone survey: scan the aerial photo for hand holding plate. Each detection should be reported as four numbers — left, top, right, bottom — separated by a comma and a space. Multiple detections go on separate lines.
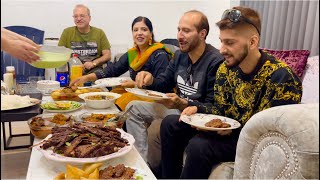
121, 79, 135, 88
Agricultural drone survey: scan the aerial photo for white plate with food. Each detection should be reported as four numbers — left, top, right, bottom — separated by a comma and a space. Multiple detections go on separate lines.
52, 163, 147, 180
1, 94, 41, 111
35, 128, 135, 164
40, 101, 82, 113
180, 113, 241, 131
78, 92, 121, 109
95, 77, 132, 87
125, 88, 169, 100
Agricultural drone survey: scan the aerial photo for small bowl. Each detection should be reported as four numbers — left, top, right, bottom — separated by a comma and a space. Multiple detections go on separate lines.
78, 92, 121, 109
27, 114, 74, 139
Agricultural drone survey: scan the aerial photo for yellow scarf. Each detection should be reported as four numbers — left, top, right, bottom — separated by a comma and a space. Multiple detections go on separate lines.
128, 42, 173, 71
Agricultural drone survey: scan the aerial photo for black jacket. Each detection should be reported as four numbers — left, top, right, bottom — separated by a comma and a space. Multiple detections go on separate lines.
147, 44, 224, 104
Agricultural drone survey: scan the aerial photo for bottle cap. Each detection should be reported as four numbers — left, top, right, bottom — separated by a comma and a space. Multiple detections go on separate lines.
72, 53, 79, 58
6, 66, 15, 72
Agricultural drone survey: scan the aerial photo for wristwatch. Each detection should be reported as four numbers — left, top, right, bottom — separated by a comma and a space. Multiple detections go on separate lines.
92, 62, 97, 67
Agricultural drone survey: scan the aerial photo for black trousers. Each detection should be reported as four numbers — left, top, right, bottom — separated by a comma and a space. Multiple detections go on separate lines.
160, 115, 240, 179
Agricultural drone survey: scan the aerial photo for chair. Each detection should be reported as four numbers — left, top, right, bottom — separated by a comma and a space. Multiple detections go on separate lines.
1, 26, 45, 83
160, 38, 180, 53
1, 26, 45, 150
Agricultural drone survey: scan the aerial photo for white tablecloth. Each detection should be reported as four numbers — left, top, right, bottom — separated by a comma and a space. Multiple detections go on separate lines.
26, 96, 156, 180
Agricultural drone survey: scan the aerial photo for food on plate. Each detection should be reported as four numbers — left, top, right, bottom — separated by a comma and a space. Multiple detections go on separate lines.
146, 92, 163, 97
85, 95, 114, 100
54, 163, 138, 180
82, 113, 117, 123
30, 116, 46, 127
40, 101, 81, 110
1, 94, 39, 110
28, 114, 74, 139
28, 117, 52, 139
50, 113, 72, 125
204, 118, 231, 128
40, 123, 129, 158
81, 113, 124, 128
100, 164, 135, 179
51, 86, 103, 101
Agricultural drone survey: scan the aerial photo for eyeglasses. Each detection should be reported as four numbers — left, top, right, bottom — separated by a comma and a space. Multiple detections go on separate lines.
186, 64, 193, 86
73, 14, 88, 19
221, 9, 260, 35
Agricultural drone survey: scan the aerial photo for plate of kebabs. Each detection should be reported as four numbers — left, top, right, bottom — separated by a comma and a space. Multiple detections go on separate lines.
34, 123, 135, 164
180, 113, 241, 131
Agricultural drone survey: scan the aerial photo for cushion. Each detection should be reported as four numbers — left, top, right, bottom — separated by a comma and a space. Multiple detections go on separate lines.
301, 56, 319, 104
261, 49, 310, 78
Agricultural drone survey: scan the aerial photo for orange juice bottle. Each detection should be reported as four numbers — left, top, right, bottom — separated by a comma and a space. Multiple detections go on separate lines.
69, 54, 83, 86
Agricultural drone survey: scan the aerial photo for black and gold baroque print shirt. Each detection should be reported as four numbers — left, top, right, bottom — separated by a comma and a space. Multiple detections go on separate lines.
197, 51, 302, 126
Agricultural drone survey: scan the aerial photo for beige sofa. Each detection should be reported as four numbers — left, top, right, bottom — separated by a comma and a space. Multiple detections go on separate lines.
209, 103, 319, 179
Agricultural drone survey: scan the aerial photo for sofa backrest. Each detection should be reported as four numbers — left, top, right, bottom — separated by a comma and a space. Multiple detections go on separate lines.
301, 55, 319, 104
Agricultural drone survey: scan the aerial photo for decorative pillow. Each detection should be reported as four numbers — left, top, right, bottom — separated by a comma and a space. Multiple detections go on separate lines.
301, 56, 319, 104
260, 49, 310, 78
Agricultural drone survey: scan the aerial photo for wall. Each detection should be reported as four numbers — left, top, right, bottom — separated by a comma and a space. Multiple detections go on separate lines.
1, 0, 237, 50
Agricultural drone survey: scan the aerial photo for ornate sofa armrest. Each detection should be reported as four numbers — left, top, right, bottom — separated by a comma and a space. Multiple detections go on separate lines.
233, 103, 319, 179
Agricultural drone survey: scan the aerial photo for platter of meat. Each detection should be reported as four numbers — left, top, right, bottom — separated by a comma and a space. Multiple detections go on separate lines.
35, 123, 135, 164
125, 88, 169, 100
180, 114, 241, 131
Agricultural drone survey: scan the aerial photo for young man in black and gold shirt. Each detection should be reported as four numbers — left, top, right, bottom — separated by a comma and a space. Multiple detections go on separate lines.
160, 7, 302, 179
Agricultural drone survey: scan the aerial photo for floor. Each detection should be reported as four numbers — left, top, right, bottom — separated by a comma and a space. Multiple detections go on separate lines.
1, 121, 32, 179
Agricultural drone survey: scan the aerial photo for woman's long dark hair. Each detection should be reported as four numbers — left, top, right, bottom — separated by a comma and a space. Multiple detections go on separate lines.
131, 16, 155, 43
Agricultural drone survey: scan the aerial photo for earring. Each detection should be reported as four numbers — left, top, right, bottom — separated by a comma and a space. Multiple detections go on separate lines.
134, 41, 137, 47
149, 38, 152, 45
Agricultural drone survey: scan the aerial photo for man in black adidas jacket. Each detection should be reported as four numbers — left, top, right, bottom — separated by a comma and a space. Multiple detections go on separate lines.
126, 10, 224, 178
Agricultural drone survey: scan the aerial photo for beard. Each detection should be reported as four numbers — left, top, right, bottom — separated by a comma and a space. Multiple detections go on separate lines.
224, 45, 249, 68
179, 37, 200, 53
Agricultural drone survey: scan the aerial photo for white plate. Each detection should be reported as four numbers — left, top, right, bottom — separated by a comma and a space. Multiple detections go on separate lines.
125, 88, 169, 100
95, 77, 132, 87
35, 128, 135, 164
46, 162, 147, 180
1, 95, 41, 111
40, 101, 83, 113
180, 113, 241, 131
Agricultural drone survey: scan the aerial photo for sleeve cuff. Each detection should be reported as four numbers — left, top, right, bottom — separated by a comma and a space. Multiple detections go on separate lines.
94, 69, 106, 79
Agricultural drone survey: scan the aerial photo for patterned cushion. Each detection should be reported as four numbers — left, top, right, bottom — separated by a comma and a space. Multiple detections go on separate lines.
261, 49, 310, 78
301, 56, 319, 104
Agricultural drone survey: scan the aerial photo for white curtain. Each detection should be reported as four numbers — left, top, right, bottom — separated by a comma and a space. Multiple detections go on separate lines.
240, 0, 319, 56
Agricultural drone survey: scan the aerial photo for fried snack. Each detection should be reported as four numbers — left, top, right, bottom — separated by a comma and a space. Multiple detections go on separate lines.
83, 163, 103, 175
66, 164, 88, 179
51, 87, 103, 101
53, 172, 65, 180
55, 163, 136, 180
205, 119, 231, 128
88, 168, 99, 179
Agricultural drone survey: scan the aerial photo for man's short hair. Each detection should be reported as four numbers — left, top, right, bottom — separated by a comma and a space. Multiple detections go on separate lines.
74, 4, 91, 16
185, 10, 210, 39
216, 6, 261, 36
